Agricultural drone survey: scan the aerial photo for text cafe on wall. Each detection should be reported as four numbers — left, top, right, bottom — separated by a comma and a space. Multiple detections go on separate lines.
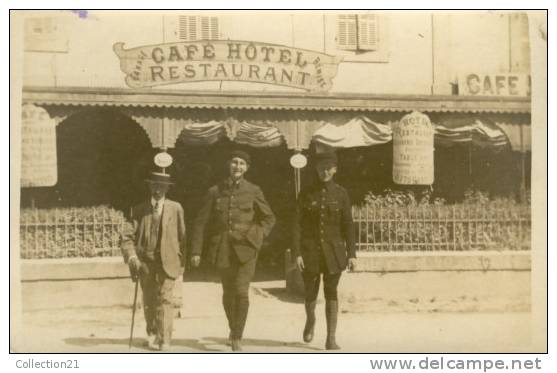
21, 11, 532, 259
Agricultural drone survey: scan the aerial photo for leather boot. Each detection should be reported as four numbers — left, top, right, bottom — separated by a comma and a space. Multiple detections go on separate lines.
303, 300, 317, 343
231, 338, 243, 352
234, 295, 249, 340
325, 300, 340, 350
222, 294, 235, 346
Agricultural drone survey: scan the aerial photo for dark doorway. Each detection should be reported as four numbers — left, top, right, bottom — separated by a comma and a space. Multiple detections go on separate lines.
20, 108, 154, 212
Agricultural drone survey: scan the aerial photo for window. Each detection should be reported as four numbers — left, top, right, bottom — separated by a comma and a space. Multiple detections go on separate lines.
177, 15, 219, 41
336, 14, 379, 51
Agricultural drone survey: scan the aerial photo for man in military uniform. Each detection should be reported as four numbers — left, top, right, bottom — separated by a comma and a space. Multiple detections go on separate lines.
121, 172, 186, 351
191, 150, 276, 351
293, 152, 356, 350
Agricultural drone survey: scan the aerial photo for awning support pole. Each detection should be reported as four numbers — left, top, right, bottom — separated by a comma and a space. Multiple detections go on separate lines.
519, 124, 527, 203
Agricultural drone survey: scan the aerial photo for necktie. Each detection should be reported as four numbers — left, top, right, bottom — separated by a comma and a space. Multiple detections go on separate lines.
154, 201, 160, 216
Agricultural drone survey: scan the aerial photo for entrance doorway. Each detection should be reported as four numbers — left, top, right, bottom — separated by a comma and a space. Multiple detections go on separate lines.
170, 139, 296, 273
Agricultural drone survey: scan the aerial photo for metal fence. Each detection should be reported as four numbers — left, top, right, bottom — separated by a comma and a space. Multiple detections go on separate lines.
20, 207, 129, 259
352, 203, 531, 252
20, 203, 532, 258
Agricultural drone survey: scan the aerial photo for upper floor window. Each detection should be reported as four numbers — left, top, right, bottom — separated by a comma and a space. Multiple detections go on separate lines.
178, 16, 219, 41
336, 14, 379, 51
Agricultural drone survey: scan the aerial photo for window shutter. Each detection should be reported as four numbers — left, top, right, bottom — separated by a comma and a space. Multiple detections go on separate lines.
200, 16, 210, 39
210, 17, 219, 39
337, 15, 357, 50
188, 16, 197, 40
178, 16, 218, 41
357, 14, 379, 50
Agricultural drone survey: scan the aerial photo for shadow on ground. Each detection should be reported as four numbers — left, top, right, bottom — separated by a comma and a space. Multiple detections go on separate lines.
254, 287, 305, 304
204, 337, 322, 351
64, 337, 222, 352
64, 335, 320, 352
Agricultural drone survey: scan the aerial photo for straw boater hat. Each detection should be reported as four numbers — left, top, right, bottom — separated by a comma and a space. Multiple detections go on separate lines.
145, 171, 174, 185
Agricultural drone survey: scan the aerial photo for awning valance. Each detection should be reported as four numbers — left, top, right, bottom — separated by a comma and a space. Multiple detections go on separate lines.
23, 86, 531, 114
171, 115, 530, 152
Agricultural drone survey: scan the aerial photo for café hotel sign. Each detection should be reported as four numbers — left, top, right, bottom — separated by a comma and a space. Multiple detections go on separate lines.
114, 40, 342, 92
458, 73, 531, 97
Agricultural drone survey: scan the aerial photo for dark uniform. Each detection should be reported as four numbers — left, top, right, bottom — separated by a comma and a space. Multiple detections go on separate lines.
191, 177, 275, 343
293, 180, 356, 297
293, 160, 356, 349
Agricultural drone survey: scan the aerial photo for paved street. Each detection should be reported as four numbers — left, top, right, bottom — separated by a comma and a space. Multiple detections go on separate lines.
17, 276, 535, 353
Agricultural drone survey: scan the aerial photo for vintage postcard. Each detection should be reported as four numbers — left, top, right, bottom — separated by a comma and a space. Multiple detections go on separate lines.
9, 9, 547, 355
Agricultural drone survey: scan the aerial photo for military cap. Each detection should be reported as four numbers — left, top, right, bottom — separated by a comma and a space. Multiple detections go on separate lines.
229, 150, 251, 165
313, 151, 338, 167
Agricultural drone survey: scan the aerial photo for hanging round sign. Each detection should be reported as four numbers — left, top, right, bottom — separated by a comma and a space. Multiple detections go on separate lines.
154, 152, 173, 168
290, 153, 307, 169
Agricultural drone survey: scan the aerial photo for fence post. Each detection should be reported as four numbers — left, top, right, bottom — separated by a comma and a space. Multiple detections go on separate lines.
371, 204, 375, 252
452, 205, 456, 251
34, 208, 38, 258
379, 205, 383, 251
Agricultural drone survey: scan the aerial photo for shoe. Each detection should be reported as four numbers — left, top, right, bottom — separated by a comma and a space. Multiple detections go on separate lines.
144, 335, 159, 350
159, 343, 170, 352
231, 339, 242, 352
226, 331, 233, 346
325, 338, 341, 350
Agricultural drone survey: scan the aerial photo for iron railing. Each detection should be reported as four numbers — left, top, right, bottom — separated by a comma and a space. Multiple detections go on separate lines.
352, 204, 531, 252
20, 206, 129, 259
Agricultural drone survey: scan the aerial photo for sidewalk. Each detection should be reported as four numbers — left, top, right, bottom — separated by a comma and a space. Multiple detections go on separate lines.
16, 271, 534, 353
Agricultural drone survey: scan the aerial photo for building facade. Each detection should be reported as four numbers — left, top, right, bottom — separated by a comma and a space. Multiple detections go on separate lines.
19, 11, 532, 231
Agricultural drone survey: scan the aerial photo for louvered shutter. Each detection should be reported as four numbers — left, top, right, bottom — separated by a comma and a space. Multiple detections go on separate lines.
337, 15, 358, 50
357, 14, 379, 50
178, 16, 218, 41
210, 17, 219, 39
200, 16, 210, 39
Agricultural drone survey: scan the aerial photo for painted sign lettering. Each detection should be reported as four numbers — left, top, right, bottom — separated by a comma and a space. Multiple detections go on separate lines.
114, 40, 342, 92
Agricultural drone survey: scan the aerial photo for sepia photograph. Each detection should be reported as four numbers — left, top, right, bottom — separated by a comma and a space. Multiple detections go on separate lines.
9, 9, 547, 355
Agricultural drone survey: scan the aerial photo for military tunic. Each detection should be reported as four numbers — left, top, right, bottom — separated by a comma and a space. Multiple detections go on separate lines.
293, 180, 356, 275
191, 178, 276, 268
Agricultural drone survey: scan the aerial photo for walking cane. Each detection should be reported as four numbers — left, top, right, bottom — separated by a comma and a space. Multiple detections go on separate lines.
129, 277, 139, 349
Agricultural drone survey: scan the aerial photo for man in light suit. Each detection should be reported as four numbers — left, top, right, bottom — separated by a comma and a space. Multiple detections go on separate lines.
121, 171, 186, 351
190, 150, 275, 351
